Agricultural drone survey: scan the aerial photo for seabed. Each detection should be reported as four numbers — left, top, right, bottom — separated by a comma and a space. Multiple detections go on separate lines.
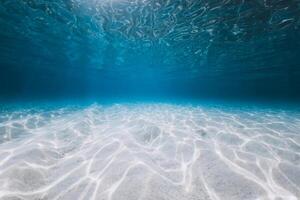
0, 103, 299, 200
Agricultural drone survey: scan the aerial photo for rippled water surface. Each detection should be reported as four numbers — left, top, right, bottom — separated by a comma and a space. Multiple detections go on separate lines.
0, 0, 300, 97
0, 103, 299, 200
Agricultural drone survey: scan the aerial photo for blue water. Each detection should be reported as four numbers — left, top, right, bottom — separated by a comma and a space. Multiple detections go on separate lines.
0, 1, 300, 199
0, 0, 300, 101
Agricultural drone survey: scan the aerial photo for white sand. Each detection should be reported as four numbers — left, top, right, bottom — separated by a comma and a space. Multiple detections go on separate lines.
0, 103, 299, 200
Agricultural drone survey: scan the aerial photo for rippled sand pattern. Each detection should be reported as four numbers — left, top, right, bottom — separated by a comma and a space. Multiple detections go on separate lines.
0, 104, 299, 200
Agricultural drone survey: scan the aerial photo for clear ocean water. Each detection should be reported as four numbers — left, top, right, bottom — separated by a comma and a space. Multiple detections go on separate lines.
0, 1, 300, 199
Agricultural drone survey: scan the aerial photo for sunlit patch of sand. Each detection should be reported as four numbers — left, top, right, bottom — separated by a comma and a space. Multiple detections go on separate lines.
0, 104, 299, 200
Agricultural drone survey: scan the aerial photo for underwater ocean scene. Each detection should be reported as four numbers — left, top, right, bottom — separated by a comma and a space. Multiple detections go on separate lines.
0, 0, 300, 200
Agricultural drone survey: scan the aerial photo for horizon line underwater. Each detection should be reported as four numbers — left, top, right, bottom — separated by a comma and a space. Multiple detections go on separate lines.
0, 0, 300, 200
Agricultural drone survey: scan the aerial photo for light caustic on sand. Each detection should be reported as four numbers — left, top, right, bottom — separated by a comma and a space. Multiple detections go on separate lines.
0, 104, 299, 200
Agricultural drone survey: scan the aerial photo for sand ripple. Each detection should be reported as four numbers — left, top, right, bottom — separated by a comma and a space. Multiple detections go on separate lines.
0, 104, 299, 200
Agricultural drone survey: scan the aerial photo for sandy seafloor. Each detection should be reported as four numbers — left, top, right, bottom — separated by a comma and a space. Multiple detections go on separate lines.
0, 103, 299, 200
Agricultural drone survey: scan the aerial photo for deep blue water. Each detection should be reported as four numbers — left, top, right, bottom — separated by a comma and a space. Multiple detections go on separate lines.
0, 0, 300, 102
